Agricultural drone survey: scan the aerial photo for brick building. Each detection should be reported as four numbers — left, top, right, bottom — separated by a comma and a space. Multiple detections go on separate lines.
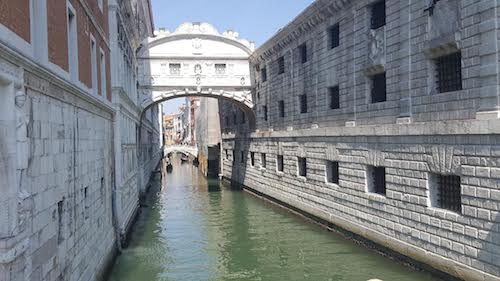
0, 0, 161, 280
221, 1, 500, 280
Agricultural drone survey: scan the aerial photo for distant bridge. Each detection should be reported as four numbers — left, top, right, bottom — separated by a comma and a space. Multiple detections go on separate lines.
164, 145, 199, 158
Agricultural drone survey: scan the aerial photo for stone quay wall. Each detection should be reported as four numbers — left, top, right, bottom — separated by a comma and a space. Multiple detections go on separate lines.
221, 0, 500, 280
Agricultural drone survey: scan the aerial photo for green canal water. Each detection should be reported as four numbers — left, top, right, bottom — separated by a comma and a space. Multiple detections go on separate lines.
107, 161, 443, 281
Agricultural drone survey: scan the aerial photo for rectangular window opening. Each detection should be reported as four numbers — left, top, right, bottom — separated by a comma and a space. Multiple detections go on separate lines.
277, 155, 284, 172
430, 174, 462, 213
299, 43, 308, 64
300, 94, 308, 113
57, 200, 64, 244
326, 161, 339, 184
371, 72, 386, 103
261, 153, 266, 168
263, 105, 268, 121
278, 56, 285, 74
329, 86, 340, 109
250, 152, 255, 167
261, 66, 267, 82
90, 38, 97, 95
367, 166, 386, 195
100, 50, 106, 98
278, 100, 285, 118
435, 52, 462, 93
67, 6, 78, 80
169, 63, 181, 75
298, 157, 307, 178
215, 63, 227, 75
371, 0, 386, 29
329, 24, 340, 49
240, 151, 245, 164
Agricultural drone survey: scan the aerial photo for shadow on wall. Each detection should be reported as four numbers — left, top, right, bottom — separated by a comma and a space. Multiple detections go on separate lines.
477, 206, 500, 278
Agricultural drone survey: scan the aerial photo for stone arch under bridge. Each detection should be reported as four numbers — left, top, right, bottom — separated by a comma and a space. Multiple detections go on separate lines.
137, 22, 256, 127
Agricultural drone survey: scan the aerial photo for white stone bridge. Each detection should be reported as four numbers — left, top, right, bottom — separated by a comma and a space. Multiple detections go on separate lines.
164, 145, 199, 158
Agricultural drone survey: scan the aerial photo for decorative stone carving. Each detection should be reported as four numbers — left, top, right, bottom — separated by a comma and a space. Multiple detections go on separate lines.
192, 38, 202, 49
366, 28, 386, 74
15, 90, 29, 197
194, 64, 202, 75
427, 145, 459, 174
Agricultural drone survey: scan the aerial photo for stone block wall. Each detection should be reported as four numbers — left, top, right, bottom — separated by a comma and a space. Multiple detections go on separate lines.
221, 0, 500, 280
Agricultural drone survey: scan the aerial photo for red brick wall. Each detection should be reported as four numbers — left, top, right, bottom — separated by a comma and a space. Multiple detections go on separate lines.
0, 0, 31, 43
47, 0, 69, 71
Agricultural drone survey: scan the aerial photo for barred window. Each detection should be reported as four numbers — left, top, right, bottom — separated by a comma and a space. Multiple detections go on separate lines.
367, 166, 386, 195
215, 63, 226, 75
169, 63, 181, 75
278, 56, 285, 74
277, 155, 284, 172
299, 43, 308, 63
261, 153, 267, 168
430, 174, 462, 213
329, 86, 340, 109
278, 100, 285, 118
300, 94, 308, 113
329, 24, 340, 49
371, 0, 386, 29
261, 66, 267, 82
326, 161, 339, 184
371, 72, 386, 103
298, 157, 307, 177
435, 52, 462, 93
250, 152, 255, 166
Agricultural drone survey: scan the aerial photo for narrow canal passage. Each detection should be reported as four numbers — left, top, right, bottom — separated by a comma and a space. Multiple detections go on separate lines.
108, 160, 443, 281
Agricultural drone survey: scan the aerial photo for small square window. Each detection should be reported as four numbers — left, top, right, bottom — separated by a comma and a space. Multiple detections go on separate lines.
263, 105, 268, 121
367, 166, 386, 195
429, 174, 462, 213
278, 56, 285, 74
250, 152, 255, 166
261, 66, 267, 82
277, 155, 284, 172
300, 94, 308, 113
371, 72, 386, 103
278, 100, 285, 118
299, 43, 308, 64
215, 63, 227, 75
169, 63, 181, 75
329, 86, 340, 109
435, 52, 462, 93
329, 24, 340, 49
261, 153, 266, 168
298, 157, 307, 177
371, 0, 386, 29
326, 161, 339, 184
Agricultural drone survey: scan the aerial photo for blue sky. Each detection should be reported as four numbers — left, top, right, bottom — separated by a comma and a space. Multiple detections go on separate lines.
152, 0, 315, 114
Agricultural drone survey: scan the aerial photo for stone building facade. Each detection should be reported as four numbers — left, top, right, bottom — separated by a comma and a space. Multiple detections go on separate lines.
221, 0, 500, 280
195, 98, 222, 177
0, 0, 161, 280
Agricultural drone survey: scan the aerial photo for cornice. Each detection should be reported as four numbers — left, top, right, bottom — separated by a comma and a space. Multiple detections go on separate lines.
251, 0, 351, 64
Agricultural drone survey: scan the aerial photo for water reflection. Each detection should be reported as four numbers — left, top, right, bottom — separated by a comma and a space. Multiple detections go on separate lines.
108, 160, 444, 281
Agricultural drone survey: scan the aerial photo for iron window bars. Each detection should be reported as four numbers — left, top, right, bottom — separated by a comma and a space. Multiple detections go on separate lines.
435, 52, 462, 93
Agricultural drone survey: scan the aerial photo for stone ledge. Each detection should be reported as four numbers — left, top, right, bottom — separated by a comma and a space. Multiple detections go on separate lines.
222, 118, 500, 140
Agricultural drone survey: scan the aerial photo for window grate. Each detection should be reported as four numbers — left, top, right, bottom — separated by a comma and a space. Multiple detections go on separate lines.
371, 1, 386, 29
169, 63, 181, 75
368, 166, 386, 195
329, 86, 340, 109
279, 100, 285, 118
300, 94, 308, 113
215, 63, 226, 75
371, 72, 386, 103
277, 155, 284, 172
436, 175, 461, 213
261, 66, 267, 82
327, 161, 339, 184
329, 24, 340, 49
299, 43, 308, 63
278, 57, 285, 74
298, 157, 307, 177
435, 52, 462, 93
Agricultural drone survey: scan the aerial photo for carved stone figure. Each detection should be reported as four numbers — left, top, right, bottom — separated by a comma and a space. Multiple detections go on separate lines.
368, 29, 385, 67
194, 64, 202, 74
15, 90, 29, 195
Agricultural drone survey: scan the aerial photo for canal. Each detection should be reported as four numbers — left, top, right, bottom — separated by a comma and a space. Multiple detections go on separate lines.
107, 160, 443, 281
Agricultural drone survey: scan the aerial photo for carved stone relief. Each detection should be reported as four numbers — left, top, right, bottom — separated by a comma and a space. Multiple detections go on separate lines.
427, 145, 460, 174
366, 28, 386, 73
